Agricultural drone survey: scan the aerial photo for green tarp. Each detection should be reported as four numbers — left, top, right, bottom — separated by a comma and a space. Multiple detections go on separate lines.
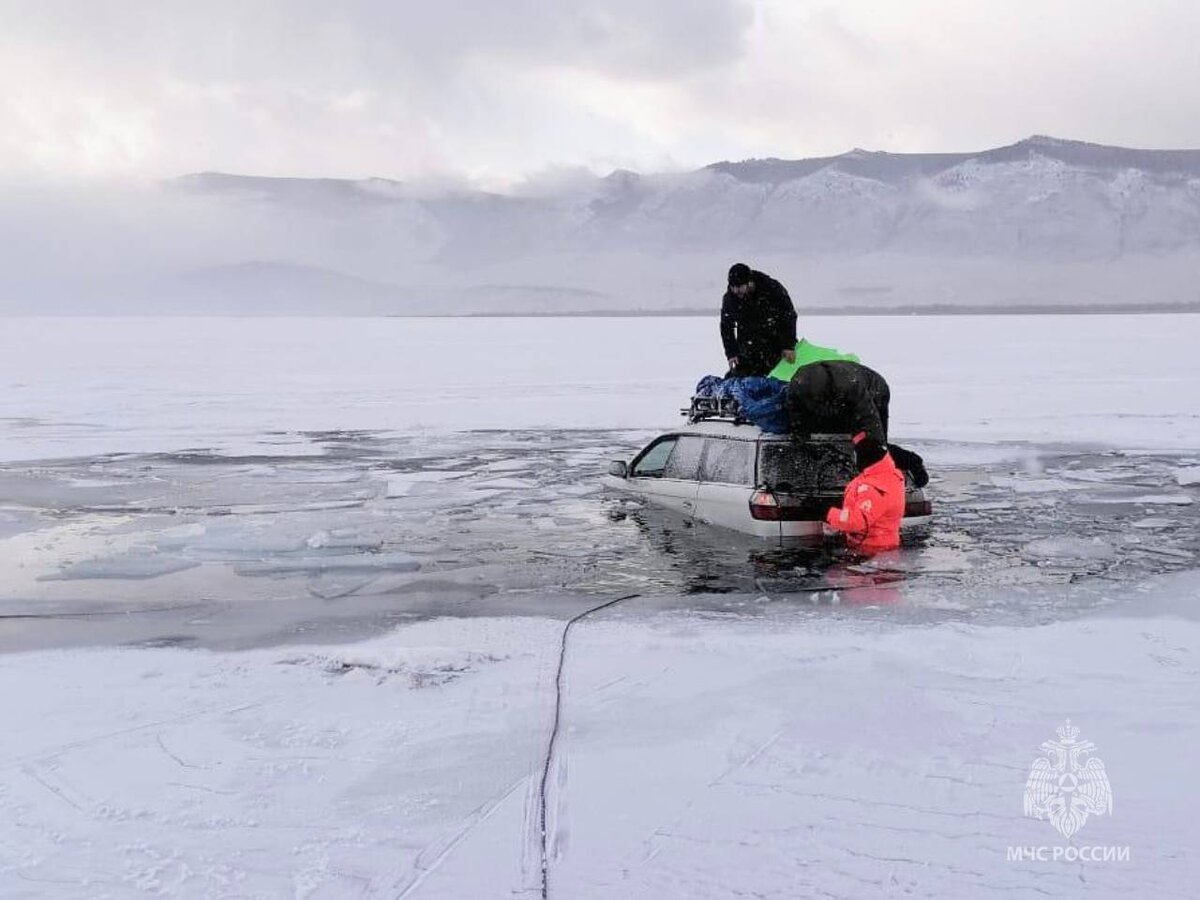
768, 338, 861, 382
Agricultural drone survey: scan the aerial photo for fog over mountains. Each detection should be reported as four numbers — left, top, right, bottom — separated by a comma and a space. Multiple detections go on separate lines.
6, 136, 1200, 314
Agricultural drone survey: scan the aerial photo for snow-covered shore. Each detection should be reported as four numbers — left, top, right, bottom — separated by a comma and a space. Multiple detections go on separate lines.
2, 575, 1197, 898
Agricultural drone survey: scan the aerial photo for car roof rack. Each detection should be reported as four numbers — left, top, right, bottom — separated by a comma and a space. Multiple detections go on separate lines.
682, 395, 751, 425
682, 396, 859, 442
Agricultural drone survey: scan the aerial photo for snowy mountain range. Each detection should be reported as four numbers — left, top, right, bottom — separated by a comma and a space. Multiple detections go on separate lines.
6, 136, 1200, 314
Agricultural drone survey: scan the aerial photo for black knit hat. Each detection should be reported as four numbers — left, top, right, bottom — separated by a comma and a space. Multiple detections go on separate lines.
853, 436, 887, 470
727, 263, 752, 287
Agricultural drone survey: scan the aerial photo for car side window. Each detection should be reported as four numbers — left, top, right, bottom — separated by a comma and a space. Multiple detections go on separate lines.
631, 437, 677, 477
699, 439, 755, 485
662, 436, 706, 480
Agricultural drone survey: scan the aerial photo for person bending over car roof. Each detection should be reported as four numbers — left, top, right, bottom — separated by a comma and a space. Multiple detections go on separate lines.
721, 263, 797, 378
785, 359, 929, 488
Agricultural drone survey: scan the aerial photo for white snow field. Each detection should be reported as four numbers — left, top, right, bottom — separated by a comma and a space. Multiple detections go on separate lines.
1, 314, 1199, 460
1, 314, 1199, 899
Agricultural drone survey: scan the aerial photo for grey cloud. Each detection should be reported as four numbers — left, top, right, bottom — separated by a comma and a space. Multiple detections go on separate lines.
0, 0, 755, 179
5, 0, 1200, 183
3, 0, 754, 82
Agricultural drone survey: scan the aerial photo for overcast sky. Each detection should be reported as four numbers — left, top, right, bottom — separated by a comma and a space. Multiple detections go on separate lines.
3, 0, 1200, 186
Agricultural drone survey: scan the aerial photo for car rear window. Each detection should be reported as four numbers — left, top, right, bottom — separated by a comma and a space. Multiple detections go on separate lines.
758, 440, 856, 493
698, 438, 755, 485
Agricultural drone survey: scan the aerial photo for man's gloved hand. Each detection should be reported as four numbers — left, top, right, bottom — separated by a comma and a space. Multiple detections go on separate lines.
781, 349, 796, 364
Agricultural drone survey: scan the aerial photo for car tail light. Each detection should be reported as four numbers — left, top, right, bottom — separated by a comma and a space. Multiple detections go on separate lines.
751, 491, 838, 522
749, 490, 782, 521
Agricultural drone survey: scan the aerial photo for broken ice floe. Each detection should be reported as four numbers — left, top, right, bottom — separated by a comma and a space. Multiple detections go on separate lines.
41, 555, 199, 581
235, 552, 421, 577
1021, 536, 1117, 562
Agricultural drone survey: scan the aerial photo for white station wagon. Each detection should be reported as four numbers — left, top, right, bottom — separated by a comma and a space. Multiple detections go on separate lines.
604, 406, 932, 543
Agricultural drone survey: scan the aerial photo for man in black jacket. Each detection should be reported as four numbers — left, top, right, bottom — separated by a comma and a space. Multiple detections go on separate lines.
720, 263, 797, 377
784, 359, 929, 487
785, 360, 891, 445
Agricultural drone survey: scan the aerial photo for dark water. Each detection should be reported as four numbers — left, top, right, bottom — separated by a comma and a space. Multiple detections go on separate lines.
1, 430, 1197, 650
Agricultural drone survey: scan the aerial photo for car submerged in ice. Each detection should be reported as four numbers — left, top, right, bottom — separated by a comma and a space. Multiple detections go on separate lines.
605, 400, 932, 544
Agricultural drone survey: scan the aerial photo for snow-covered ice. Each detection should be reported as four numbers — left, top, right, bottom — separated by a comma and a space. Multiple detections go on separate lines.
1, 314, 1199, 898
2, 314, 1199, 460
1176, 466, 1200, 486
2, 586, 1198, 898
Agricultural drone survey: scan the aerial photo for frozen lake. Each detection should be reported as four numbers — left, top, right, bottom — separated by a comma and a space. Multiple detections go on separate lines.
3, 313, 1200, 460
1, 314, 1199, 898
2, 314, 1198, 649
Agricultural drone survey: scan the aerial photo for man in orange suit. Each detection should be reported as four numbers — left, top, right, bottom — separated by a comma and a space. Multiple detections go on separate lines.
825, 433, 906, 556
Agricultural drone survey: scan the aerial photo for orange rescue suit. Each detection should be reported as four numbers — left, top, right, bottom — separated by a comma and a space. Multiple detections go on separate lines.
825, 452, 906, 555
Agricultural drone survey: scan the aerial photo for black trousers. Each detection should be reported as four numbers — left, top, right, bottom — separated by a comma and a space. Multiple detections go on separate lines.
727, 349, 778, 379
